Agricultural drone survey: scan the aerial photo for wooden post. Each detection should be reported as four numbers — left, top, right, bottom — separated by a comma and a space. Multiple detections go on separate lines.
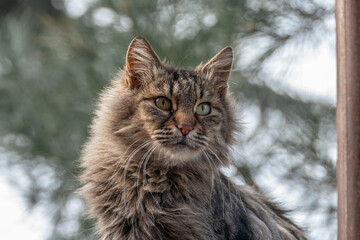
336, 0, 360, 239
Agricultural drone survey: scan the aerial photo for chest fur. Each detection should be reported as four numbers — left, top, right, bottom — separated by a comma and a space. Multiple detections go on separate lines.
113, 170, 216, 240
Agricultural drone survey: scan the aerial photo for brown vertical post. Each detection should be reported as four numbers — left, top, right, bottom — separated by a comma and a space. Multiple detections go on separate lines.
336, 0, 360, 239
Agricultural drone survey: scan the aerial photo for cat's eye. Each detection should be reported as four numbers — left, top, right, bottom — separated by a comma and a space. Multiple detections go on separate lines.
196, 103, 211, 116
155, 97, 172, 111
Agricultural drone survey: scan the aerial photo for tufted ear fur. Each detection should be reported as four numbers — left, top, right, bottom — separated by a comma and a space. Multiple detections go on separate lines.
197, 46, 233, 97
125, 36, 161, 88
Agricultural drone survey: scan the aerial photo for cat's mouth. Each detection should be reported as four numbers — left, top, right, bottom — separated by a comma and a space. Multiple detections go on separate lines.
170, 140, 189, 149
173, 138, 198, 151
154, 137, 191, 149
152, 131, 204, 156
177, 139, 187, 146
159, 137, 193, 150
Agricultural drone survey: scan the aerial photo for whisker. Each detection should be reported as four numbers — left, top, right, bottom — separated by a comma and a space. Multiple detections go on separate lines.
122, 141, 152, 210
202, 150, 215, 207
136, 145, 157, 196
206, 147, 226, 219
193, 135, 206, 141
207, 147, 223, 165
154, 136, 171, 140
143, 146, 162, 209
154, 132, 174, 136
109, 140, 140, 181
154, 135, 180, 140
156, 138, 182, 144
197, 130, 206, 136
142, 146, 158, 181
190, 139, 207, 147
100, 139, 141, 210
153, 128, 172, 133
156, 146, 164, 161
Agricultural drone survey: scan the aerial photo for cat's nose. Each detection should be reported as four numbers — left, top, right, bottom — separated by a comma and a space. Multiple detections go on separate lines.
177, 124, 193, 136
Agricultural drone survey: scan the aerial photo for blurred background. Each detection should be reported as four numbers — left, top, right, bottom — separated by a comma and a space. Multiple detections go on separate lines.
0, 0, 336, 239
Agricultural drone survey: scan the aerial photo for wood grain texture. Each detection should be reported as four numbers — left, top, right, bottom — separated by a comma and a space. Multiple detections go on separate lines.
336, 0, 360, 239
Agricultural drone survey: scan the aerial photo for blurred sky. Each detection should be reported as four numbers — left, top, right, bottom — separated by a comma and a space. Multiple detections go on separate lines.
0, 0, 336, 239
0, 176, 47, 239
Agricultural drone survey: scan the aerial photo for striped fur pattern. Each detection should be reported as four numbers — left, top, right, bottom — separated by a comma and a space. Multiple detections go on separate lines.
80, 36, 307, 240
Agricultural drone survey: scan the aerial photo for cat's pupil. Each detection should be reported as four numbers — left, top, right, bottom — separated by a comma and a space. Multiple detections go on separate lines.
162, 99, 165, 105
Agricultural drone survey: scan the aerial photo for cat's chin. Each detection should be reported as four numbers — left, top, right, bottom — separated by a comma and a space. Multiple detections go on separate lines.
160, 144, 202, 164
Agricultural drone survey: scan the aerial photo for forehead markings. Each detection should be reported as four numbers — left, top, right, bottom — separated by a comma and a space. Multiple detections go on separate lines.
173, 71, 200, 110
169, 71, 180, 96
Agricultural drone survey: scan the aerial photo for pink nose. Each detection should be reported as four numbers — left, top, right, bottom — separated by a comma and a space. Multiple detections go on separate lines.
178, 124, 193, 136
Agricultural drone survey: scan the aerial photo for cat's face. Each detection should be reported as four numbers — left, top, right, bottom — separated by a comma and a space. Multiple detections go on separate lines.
115, 36, 236, 165
137, 69, 228, 162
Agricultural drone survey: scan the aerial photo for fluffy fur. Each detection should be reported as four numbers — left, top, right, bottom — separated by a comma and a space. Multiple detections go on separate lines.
80, 36, 307, 240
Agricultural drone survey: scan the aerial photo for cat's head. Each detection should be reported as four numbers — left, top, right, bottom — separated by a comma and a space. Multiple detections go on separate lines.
108, 36, 238, 167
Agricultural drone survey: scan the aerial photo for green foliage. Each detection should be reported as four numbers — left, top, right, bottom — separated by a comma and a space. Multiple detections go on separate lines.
0, 0, 335, 239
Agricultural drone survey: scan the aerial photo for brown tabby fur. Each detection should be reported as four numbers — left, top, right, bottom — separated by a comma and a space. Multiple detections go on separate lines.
80, 36, 307, 240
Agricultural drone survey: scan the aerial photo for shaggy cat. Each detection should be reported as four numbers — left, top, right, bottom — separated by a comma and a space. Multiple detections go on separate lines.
80, 36, 307, 240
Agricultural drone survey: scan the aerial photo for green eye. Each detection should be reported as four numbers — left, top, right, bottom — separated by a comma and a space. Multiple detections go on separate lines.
196, 103, 211, 116
155, 97, 172, 111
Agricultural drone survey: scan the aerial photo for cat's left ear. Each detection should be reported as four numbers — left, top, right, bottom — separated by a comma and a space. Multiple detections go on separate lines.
197, 46, 233, 97
125, 36, 162, 88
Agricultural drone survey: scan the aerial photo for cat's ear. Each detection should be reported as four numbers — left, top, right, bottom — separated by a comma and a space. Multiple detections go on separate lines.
125, 36, 161, 88
198, 46, 233, 97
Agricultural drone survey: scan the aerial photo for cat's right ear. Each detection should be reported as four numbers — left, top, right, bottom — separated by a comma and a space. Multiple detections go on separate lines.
197, 46, 233, 98
125, 36, 161, 88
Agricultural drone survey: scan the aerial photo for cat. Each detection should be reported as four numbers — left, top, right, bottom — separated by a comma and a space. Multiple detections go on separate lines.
80, 36, 307, 240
